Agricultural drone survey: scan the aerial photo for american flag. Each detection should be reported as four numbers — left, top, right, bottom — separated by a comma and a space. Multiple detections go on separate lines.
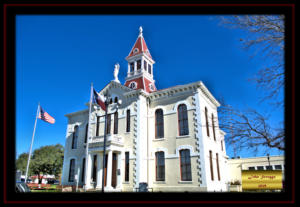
38, 106, 55, 124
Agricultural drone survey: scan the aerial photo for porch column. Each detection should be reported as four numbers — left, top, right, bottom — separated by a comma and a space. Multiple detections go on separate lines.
85, 153, 92, 189
106, 150, 113, 189
96, 153, 103, 189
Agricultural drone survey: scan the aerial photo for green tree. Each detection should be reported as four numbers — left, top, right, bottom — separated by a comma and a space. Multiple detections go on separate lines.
31, 144, 64, 184
16, 153, 32, 175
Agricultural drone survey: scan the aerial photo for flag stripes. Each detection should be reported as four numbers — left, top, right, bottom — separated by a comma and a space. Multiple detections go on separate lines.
38, 106, 55, 124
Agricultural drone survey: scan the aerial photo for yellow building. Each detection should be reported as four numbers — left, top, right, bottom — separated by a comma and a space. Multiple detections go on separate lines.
61, 27, 230, 192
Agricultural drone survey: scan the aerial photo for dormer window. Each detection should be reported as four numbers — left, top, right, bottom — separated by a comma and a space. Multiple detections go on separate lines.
133, 48, 139, 54
129, 82, 137, 89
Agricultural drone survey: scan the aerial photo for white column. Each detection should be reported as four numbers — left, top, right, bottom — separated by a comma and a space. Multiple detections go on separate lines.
134, 61, 137, 75
96, 153, 103, 189
106, 150, 113, 189
85, 153, 92, 189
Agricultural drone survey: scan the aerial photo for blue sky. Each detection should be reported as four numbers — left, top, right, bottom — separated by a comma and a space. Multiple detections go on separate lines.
16, 15, 284, 159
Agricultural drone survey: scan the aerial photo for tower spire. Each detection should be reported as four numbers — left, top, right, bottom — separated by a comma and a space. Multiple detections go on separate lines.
124, 27, 157, 93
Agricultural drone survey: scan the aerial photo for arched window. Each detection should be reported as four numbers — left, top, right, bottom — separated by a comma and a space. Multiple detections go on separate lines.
72, 125, 78, 149
68, 159, 75, 182
113, 111, 118, 134
81, 158, 85, 182
155, 109, 164, 138
178, 104, 189, 136
205, 107, 210, 137
180, 149, 192, 181
84, 124, 88, 143
212, 113, 216, 141
126, 110, 130, 132
155, 151, 165, 181
109, 98, 113, 104
114, 97, 118, 103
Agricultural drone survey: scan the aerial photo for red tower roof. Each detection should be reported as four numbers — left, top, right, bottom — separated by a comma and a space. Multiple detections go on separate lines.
126, 27, 153, 60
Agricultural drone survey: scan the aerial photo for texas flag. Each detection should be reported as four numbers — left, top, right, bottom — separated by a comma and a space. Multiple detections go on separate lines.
93, 89, 106, 111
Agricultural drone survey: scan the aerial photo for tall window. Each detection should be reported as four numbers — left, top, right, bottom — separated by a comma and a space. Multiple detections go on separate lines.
178, 104, 189, 136
180, 149, 192, 181
96, 116, 100, 136
216, 153, 221, 181
212, 114, 216, 141
125, 152, 129, 182
126, 110, 130, 132
114, 97, 118, 103
155, 109, 164, 138
106, 114, 111, 134
92, 155, 97, 182
114, 112, 118, 134
155, 151, 165, 181
209, 150, 214, 181
148, 64, 152, 74
137, 60, 141, 70
84, 124, 88, 143
72, 125, 78, 149
205, 107, 210, 137
221, 140, 224, 151
144, 60, 147, 71
81, 158, 85, 182
130, 63, 134, 72
68, 159, 75, 182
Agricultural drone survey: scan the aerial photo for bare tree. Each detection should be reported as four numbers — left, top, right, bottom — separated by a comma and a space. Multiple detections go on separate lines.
218, 102, 284, 153
219, 15, 284, 106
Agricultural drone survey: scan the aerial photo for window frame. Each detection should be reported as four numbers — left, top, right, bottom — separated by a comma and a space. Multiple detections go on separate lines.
209, 150, 214, 181
68, 159, 75, 182
96, 116, 100, 136
72, 125, 78, 149
216, 153, 221, 181
155, 151, 165, 181
205, 107, 210, 137
178, 104, 189, 136
113, 111, 118, 134
126, 109, 130, 132
212, 113, 216, 141
180, 149, 192, 181
81, 158, 86, 182
106, 114, 111, 134
125, 152, 130, 182
155, 109, 164, 138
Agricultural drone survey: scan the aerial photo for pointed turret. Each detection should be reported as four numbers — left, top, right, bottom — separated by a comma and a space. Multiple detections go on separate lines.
124, 26, 157, 93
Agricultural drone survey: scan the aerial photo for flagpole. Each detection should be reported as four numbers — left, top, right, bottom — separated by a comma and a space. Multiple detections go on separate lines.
84, 83, 93, 192
25, 103, 40, 183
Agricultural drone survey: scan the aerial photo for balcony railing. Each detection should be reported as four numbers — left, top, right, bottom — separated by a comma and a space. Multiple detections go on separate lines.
88, 134, 124, 147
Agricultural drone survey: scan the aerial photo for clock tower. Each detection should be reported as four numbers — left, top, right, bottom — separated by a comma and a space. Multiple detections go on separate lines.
124, 26, 157, 93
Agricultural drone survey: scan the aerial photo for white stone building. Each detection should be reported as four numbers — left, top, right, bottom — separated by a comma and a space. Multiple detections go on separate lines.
61, 27, 230, 192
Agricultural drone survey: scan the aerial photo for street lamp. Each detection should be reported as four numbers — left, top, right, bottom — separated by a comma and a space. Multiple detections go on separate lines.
101, 95, 122, 193
267, 153, 271, 167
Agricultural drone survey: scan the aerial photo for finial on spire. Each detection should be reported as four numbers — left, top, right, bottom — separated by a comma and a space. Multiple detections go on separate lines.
139, 26, 143, 35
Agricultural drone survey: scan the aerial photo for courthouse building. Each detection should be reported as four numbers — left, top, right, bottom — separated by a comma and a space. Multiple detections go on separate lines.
61, 27, 230, 192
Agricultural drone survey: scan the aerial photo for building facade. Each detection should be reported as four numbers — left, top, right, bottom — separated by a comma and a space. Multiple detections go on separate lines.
228, 155, 285, 191
61, 27, 230, 192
